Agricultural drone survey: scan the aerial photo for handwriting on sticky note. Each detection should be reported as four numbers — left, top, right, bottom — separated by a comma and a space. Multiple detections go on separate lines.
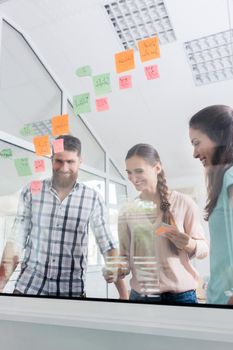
119, 75, 132, 89
96, 98, 109, 112
14, 158, 32, 176
34, 159, 46, 173
93, 73, 111, 96
75, 65, 92, 77
73, 93, 91, 114
53, 138, 64, 153
51, 114, 69, 136
138, 36, 160, 62
33, 135, 51, 156
20, 124, 34, 137
0, 148, 13, 159
30, 180, 42, 195
145, 64, 160, 80
115, 49, 135, 74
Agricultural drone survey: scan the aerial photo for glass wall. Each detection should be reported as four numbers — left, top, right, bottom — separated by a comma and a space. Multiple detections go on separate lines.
0, 20, 128, 299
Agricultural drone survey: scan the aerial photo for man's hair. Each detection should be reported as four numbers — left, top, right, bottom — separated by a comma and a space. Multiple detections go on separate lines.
53, 135, 82, 156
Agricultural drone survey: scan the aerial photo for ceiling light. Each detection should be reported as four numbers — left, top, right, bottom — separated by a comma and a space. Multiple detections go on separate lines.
184, 29, 233, 86
104, 0, 176, 50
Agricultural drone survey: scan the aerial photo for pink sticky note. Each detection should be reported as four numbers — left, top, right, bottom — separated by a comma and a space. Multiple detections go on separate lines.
96, 97, 109, 112
53, 139, 64, 153
119, 75, 132, 89
30, 180, 42, 195
34, 159, 45, 173
144, 64, 160, 80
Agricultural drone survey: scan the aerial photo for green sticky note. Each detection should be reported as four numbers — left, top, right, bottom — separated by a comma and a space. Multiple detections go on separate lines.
0, 148, 13, 159
73, 93, 91, 114
14, 158, 32, 176
75, 65, 92, 77
20, 124, 35, 137
93, 73, 111, 96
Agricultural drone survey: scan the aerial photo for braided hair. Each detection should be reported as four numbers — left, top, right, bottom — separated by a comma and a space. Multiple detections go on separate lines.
125, 143, 175, 224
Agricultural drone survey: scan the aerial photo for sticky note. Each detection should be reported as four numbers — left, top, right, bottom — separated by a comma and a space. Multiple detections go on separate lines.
119, 75, 132, 89
30, 180, 42, 195
14, 158, 32, 176
115, 49, 135, 74
96, 98, 109, 112
34, 159, 46, 173
155, 225, 171, 235
145, 64, 160, 80
138, 36, 160, 62
0, 148, 12, 159
53, 138, 64, 153
75, 65, 92, 77
20, 124, 35, 137
73, 93, 91, 114
33, 135, 51, 156
51, 114, 69, 136
93, 73, 111, 96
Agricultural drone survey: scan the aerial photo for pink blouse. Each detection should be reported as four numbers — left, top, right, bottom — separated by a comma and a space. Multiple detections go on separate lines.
118, 191, 209, 294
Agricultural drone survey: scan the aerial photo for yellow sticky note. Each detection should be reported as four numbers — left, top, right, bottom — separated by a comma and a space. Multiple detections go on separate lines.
138, 36, 160, 62
33, 135, 51, 156
51, 114, 69, 136
115, 49, 135, 74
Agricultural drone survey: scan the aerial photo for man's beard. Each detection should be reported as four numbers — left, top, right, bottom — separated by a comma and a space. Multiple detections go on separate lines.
52, 172, 77, 189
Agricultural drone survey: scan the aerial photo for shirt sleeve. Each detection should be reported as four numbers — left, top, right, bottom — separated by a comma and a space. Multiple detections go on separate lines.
183, 195, 209, 259
90, 192, 116, 254
8, 185, 32, 255
118, 207, 130, 260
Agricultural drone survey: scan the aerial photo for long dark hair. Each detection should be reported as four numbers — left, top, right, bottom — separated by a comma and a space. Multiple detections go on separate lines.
125, 143, 174, 224
189, 105, 233, 220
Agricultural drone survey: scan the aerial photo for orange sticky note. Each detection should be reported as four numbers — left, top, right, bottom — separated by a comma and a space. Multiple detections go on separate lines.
53, 138, 64, 153
145, 64, 160, 80
138, 36, 160, 63
51, 114, 69, 136
33, 135, 51, 156
30, 180, 42, 195
115, 49, 135, 74
34, 159, 46, 173
96, 97, 109, 112
119, 75, 132, 89
155, 226, 170, 235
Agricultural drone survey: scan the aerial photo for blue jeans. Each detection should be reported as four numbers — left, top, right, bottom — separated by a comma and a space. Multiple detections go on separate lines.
129, 289, 198, 304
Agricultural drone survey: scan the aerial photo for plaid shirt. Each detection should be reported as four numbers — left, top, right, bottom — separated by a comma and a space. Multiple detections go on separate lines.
13, 179, 116, 297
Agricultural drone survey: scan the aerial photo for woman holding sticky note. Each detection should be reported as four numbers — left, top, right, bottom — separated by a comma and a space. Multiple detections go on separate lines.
117, 144, 209, 304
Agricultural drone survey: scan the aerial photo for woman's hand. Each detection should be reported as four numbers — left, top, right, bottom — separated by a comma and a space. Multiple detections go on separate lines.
162, 226, 197, 254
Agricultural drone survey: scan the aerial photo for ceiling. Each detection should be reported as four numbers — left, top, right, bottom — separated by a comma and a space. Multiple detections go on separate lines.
0, 0, 232, 191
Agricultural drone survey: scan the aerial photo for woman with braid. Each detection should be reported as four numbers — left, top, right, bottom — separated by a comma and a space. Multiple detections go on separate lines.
117, 143, 209, 303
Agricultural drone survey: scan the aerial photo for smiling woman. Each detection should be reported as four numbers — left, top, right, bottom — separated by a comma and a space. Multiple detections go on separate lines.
189, 105, 233, 305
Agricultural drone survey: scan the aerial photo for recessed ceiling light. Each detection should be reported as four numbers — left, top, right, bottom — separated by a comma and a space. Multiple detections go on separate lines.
104, 0, 176, 50
184, 29, 233, 86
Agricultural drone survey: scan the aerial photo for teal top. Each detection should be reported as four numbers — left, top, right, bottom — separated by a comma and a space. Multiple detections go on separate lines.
208, 166, 233, 304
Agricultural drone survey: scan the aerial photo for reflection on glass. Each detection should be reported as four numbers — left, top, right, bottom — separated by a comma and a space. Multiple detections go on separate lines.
0, 140, 52, 293
67, 102, 105, 171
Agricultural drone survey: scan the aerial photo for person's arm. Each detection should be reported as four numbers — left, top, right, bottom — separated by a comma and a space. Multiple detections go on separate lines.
0, 241, 19, 292
104, 248, 128, 300
90, 193, 128, 299
0, 186, 31, 292
163, 195, 209, 258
